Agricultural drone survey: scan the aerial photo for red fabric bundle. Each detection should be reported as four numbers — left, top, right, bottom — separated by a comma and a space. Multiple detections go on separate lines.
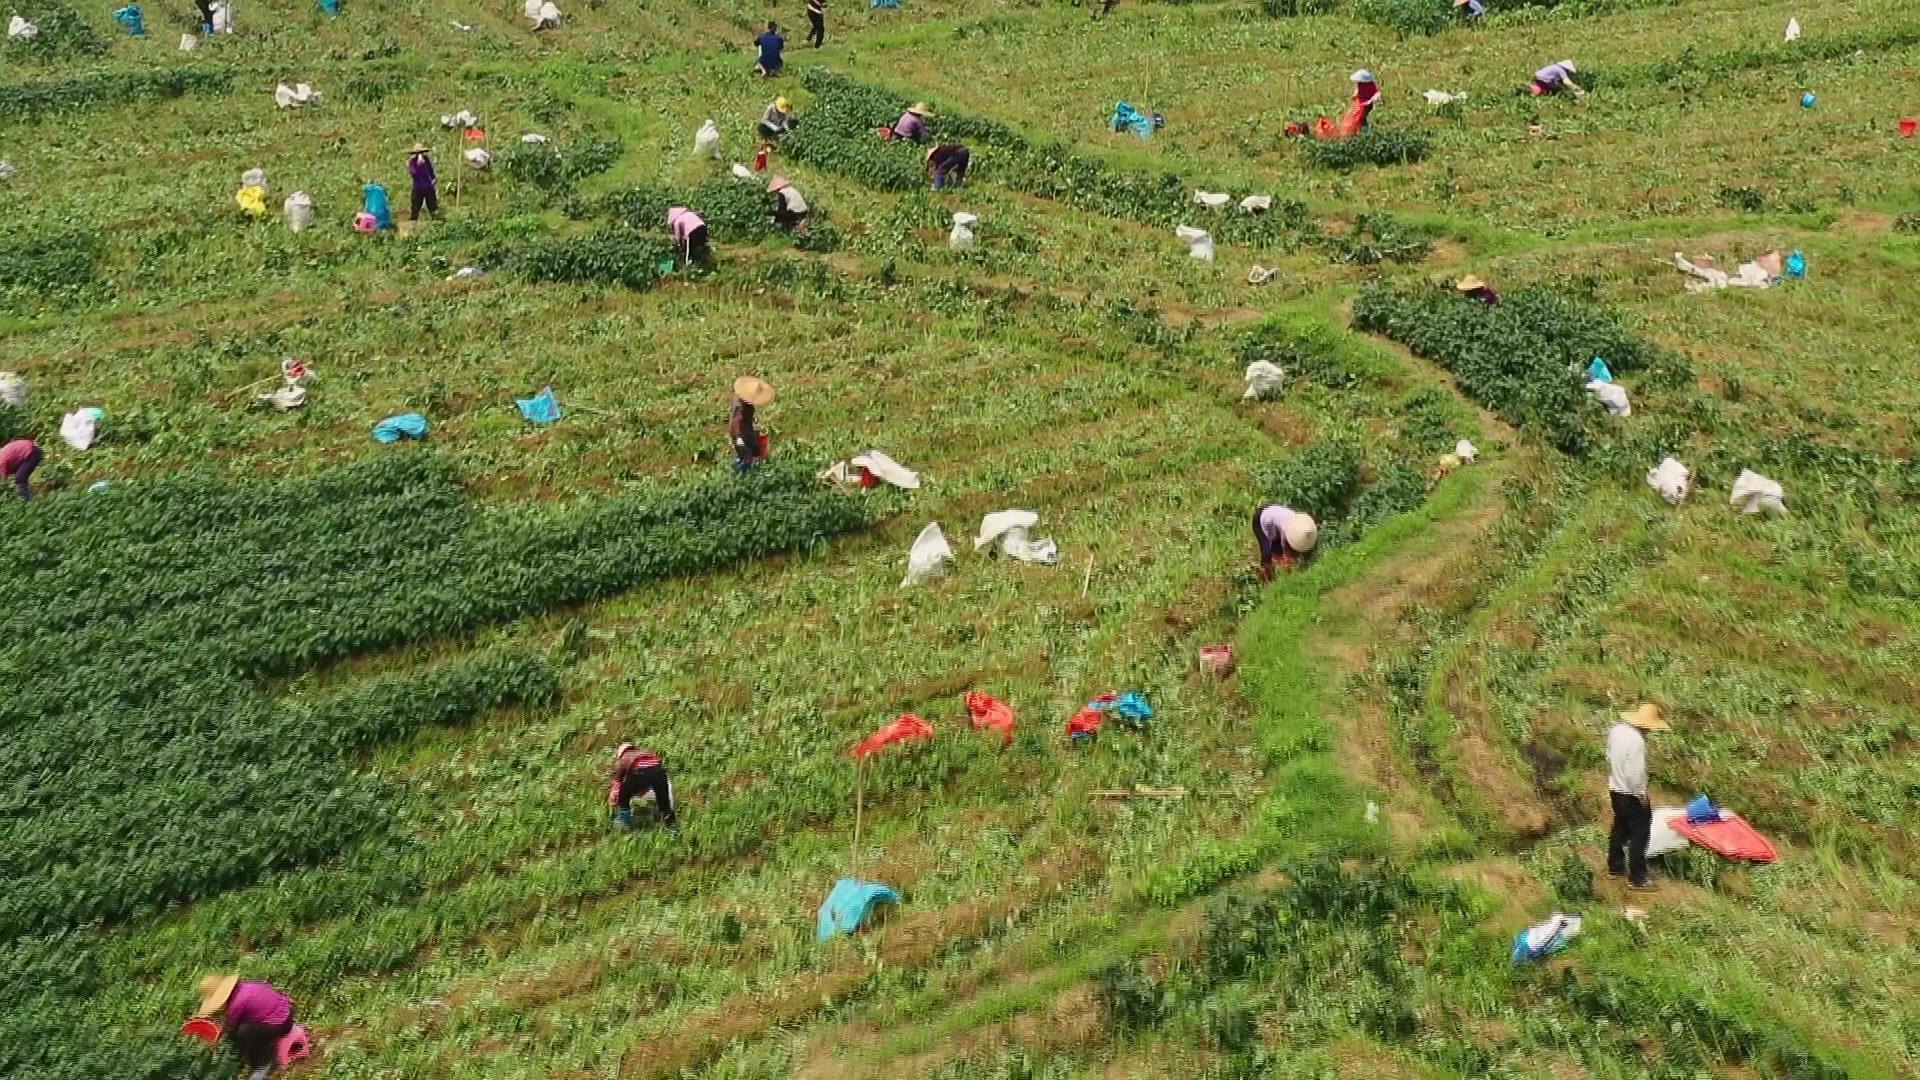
965, 691, 1015, 747
852, 714, 934, 758
1668, 812, 1779, 863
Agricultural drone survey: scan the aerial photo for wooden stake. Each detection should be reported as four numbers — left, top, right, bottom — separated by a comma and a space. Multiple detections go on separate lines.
1080, 553, 1095, 598
850, 756, 867, 876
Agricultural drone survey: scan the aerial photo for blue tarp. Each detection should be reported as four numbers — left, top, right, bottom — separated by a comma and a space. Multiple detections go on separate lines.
1111, 101, 1155, 139
817, 878, 899, 942
1685, 794, 1722, 824
113, 5, 145, 35
363, 183, 394, 230
318, 0, 339, 14
1586, 357, 1613, 383
516, 387, 562, 424
1095, 691, 1153, 726
869, 0, 899, 8
372, 412, 429, 443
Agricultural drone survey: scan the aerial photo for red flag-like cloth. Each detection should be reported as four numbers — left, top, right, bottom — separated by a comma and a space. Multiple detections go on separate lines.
964, 691, 1014, 747
852, 714, 933, 759
462, 127, 487, 141
1065, 706, 1103, 739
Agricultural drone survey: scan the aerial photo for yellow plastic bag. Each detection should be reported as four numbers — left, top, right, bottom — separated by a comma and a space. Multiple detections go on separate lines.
235, 185, 267, 218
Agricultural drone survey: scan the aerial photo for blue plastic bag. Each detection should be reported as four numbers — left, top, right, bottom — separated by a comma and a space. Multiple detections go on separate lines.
1685, 794, 1721, 825
515, 387, 563, 424
869, 0, 899, 8
362, 182, 393, 230
113, 5, 145, 35
1800, 92, 1816, 109
1786, 249, 1806, 278
318, 0, 339, 14
1586, 357, 1613, 383
817, 878, 899, 941
1111, 101, 1155, 139
372, 412, 429, 443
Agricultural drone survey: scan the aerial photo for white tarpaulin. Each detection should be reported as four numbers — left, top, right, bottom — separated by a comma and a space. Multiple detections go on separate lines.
1587, 380, 1631, 417
902, 523, 954, 586
60, 407, 103, 450
975, 510, 1059, 565
1730, 470, 1786, 516
1239, 195, 1272, 214
853, 450, 919, 489
1175, 225, 1214, 262
1673, 251, 1776, 292
1192, 190, 1230, 211
1242, 360, 1285, 401
1648, 806, 1691, 856
1646, 456, 1690, 505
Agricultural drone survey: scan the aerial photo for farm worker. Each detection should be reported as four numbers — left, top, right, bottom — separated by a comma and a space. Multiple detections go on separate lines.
1607, 703, 1669, 890
667, 207, 711, 267
610, 743, 678, 828
407, 143, 440, 222
1348, 69, 1382, 130
730, 375, 774, 472
891, 102, 932, 143
195, 974, 296, 1080
758, 97, 796, 140
768, 175, 809, 230
1252, 503, 1318, 581
1531, 60, 1585, 97
2, 437, 42, 500
362, 181, 394, 230
754, 21, 785, 76
1454, 275, 1499, 306
1454, 0, 1484, 20
806, 0, 825, 48
927, 143, 971, 190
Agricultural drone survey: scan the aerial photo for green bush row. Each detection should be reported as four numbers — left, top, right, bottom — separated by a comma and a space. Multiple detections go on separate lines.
1302, 129, 1431, 171
505, 227, 677, 289
2, 3, 106, 63
0, 67, 232, 124
498, 135, 623, 196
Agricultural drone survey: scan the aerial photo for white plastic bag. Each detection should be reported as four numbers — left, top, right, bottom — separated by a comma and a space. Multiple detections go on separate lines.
1646, 456, 1690, 505
1247, 265, 1275, 285
1422, 89, 1467, 106
440, 109, 478, 129
1454, 439, 1478, 464
0, 372, 25, 407
178, 32, 196, 50
533, 1, 560, 28
1587, 380, 1630, 417
693, 120, 721, 159
283, 191, 313, 232
60, 407, 103, 450
1239, 195, 1272, 214
447, 266, 485, 280
975, 510, 1059, 566
849, 449, 920, 489
241, 167, 267, 190
8, 15, 38, 38
520, 133, 549, 144
275, 84, 298, 108
902, 523, 954, 586
1785, 17, 1800, 41
1242, 360, 1285, 401
463, 147, 492, 170
1192, 190, 1230, 211
730, 163, 753, 180
948, 212, 978, 250
1175, 225, 1214, 262
258, 384, 307, 411
1730, 470, 1786, 516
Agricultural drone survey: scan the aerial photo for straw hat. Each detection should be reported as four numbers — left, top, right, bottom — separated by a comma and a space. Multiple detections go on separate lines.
1453, 0, 1471, 7
1283, 513, 1318, 554
767, 175, 791, 193
1350, 69, 1375, 84
906, 102, 933, 117
775, 97, 792, 113
409, 142, 431, 155
1455, 275, 1486, 291
733, 376, 775, 406
196, 974, 239, 1018
1620, 703, 1669, 732
615, 742, 634, 758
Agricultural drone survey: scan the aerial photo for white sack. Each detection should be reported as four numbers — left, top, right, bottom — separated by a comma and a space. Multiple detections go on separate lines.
179, 32, 196, 49
1174, 225, 1213, 262
1454, 439, 1478, 464
522, 0, 541, 17
0, 372, 25, 407
1785, 17, 1800, 41
730, 163, 754, 179
1648, 807, 1690, 857
851, 449, 920, 489
446, 266, 485, 280
1242, 360, 1285, 401
1246, 265, 1275, 285
975, 510, 1057, 565
1422, 89, 1467, 106
1646, 456, 1690, 505
283, 191, 314, 232
0, 161, 13, 181
520, 132, 549, 144
441, 109, 478, 129
60, 408, 102, 450
949, 211, 978, 250
1587, 380, 1630, 417
902, 523, 954, 586
8, 15, 37, 38
693, 120, 721, 159
1239, 195, 1272, 214
241, 167, 267, 189
464, 147, 491, 169
1192, 190, 1230, 211
258, 384, 307, 411
1730, 469, 1786, 516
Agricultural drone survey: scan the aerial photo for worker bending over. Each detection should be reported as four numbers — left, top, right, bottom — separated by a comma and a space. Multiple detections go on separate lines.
1607, 703, 1668, 890
768, 176, 809, 230
2, 437, 41, 500
1348, 69, 1382, 131
891, 102, 932, 142
759, 97, 796, 140
610, 742, 678, 828
730, 375, 775, 472
1531, 60, 1584, 97
667, 207, 710, 267
1455, 275, 1499, 306
196, 975, 297, 1080
927, 143, 970, 190
1252, 503, 1318, 580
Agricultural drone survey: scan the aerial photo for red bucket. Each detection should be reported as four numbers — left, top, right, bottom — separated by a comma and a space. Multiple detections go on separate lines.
753, 145, 770, 171
1198, 644, 1236, 677
181, 1018, 221, 1044
757, 433, 770, 459
1901, 118, 1918, 138
857, 466, 878, 489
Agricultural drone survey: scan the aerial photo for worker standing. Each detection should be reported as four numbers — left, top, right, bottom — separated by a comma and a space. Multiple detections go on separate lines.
1531, 60, 1585, 97
667, 207, 710, 268
758, 97, 796, 140
1252, 503, 1318, 581
754, 21, 786, 76
1607, 703, 1668, 890
1348, 69, 1382, 131
407, 143, 439, 222
730, 376, 774, 471
1454, 275, 1499, 306
609, 743, 678, 828
2, 437, 41, 500
806, 0, 825, 48
195, 975, 297, 1080
926, 143, 970, 190
891, 102, 932, 143
768, 176, 809, 231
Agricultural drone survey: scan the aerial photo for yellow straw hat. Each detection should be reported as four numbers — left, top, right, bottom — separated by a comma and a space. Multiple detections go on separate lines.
409, 142, 431, 155
767, 175, 791, 193
196, 974, 240, 1018
1283, 513, 1318, 553
733, 376, 775, 407
906, 102, 933, 117
1621, 703, 1669, 732
776, 97, 792, 113
1455, 275, 1486, 291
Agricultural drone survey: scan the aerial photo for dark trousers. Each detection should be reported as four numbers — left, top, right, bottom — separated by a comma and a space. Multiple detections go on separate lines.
1608, 791, 1652, 885
931, 150, 969, 190
773, 206, 806, 231
195, 0, 214, 28
13, 444, 41, 500
617, 764, 676, 824
685, 224, 711, 266
230, 1019, 292, 1068
410, 186, 439, 221
807, 11, 824, 46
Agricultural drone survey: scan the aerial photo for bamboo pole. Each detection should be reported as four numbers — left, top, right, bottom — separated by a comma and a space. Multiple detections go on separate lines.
850, 756, 866, 876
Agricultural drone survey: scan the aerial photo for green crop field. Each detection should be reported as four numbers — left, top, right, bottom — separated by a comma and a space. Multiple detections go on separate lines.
3, 0, 1917, 1073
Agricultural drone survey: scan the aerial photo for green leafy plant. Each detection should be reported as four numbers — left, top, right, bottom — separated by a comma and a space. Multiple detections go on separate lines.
1351, 0, 1450, 35
2, 3, 106, 62
1304, 129, 1431, 170
0, 68, 232, 124
499, 135, 623, 195
506, 228, 677, 289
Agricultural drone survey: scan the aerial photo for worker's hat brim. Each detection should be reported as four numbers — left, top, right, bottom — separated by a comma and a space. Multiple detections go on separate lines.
1621, 703, 1669, 732
733, 376, 776, 406
1455, 276, 1486, 291
196, 974, 239, 1019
